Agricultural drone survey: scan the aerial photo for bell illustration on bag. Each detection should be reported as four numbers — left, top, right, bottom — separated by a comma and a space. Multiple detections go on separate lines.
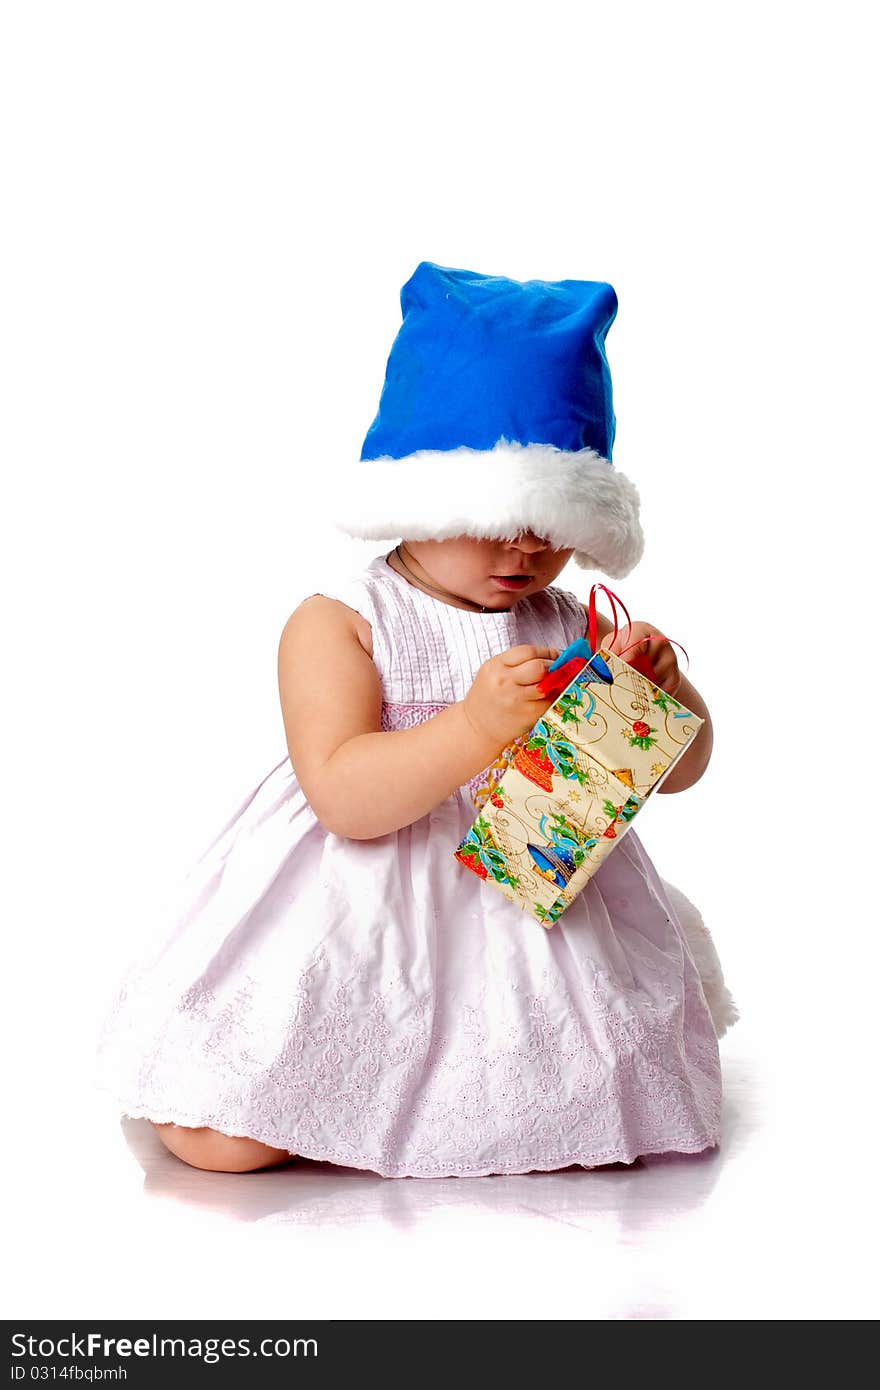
526, 809, 597, 889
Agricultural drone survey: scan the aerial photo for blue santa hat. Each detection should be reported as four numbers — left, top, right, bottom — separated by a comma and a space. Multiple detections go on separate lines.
330, 261, 644, 578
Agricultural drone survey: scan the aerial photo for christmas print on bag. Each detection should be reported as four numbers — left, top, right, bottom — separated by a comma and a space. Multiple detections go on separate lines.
454, 644, 703, 927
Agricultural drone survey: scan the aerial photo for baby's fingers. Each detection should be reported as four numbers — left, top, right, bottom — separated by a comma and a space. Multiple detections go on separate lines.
502, 644, 560, 675
511, 655, 563, 689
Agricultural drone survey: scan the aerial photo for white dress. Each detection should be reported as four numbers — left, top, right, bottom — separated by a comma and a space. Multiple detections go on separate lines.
94, 552, 737, 1178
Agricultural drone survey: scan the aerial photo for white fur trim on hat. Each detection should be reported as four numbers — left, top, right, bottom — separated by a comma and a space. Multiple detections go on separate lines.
328, 438, 645, 579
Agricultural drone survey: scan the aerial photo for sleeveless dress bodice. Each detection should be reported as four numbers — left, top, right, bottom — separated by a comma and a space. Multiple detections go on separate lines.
324, 553, 591, 807
94, 551, 728, 1178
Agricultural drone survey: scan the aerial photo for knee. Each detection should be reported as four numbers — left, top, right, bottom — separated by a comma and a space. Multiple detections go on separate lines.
151, 1121, 295, 1173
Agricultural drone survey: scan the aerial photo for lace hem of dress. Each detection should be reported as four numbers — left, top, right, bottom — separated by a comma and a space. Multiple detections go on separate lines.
95, 937, 722, 1181
101, 1089, 720, 1178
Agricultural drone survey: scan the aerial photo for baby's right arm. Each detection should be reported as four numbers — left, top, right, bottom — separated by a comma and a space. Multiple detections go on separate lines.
277, 596, 559, 840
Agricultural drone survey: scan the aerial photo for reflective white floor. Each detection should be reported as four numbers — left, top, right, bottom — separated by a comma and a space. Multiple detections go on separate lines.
10, 1023, 875, 1320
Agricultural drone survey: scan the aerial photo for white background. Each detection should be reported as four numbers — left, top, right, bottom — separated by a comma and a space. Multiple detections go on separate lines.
3, 0, 877, 1320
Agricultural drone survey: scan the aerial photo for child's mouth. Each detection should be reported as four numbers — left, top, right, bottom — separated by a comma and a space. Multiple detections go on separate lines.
491, 574, 532, 590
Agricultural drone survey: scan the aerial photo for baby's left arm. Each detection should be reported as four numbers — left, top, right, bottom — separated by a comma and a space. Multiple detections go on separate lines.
583, 606, 714, 795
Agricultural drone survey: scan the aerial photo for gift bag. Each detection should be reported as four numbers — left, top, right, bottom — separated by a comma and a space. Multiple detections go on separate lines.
453, 586, 704, 927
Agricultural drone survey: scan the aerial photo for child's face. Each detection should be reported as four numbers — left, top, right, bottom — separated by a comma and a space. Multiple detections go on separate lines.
402, 533, 574, 608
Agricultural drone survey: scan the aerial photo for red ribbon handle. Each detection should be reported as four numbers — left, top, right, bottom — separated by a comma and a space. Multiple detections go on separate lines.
587, 582, 691, 681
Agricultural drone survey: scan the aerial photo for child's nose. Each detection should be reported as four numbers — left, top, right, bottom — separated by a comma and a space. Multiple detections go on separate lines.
510, 531, 550, 551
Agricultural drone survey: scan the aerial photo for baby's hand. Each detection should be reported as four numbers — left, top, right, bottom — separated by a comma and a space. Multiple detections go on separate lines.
604, 620, 682, 696
463, 644, 561, 749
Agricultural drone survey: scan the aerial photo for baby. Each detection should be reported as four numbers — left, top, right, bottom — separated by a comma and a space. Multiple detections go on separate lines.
97, 262, 733, 1178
